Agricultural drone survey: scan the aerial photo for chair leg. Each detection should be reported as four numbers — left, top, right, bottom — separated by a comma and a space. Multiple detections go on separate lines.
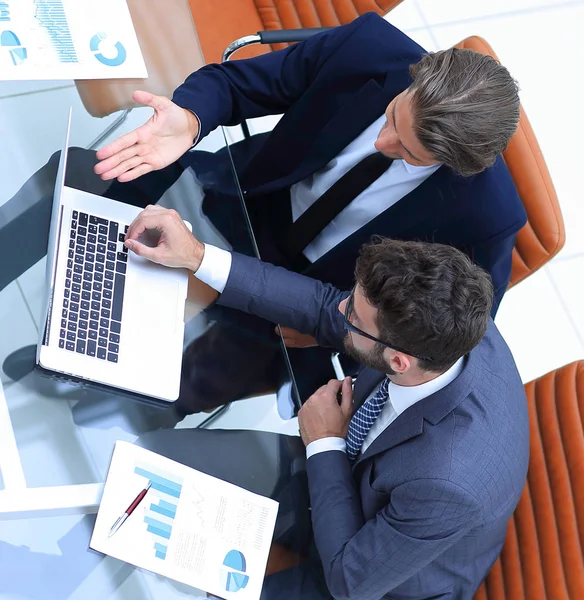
87, 109, 132, 150
195, 403, 232, 429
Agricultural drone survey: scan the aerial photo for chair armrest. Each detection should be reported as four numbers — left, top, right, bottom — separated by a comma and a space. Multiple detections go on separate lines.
257, 27, 333, 45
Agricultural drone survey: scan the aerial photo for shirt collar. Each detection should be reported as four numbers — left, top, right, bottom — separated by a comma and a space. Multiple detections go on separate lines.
388, 356, 465, 417
400, 158, 442, 175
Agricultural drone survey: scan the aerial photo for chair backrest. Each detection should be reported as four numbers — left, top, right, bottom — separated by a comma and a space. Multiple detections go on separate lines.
75, 0, 205, 118
474, 361, 584, 599
454, 37, 565, 289
188, 0, 403, 64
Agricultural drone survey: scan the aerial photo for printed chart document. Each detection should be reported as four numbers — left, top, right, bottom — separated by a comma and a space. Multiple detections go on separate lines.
0, 0, 147, 80
91, 441, 279, 600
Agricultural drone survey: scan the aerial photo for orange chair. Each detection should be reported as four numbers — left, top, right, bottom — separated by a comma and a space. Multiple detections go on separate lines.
188, 0, 404, 64
454, 37, 565, 288
474, 361, 584, 600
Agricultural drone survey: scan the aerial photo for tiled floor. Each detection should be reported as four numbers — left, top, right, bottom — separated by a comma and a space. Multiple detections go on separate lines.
1, 0, 583, 598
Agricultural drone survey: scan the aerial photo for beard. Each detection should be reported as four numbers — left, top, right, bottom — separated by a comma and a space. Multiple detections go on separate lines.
343, 333, 397, 376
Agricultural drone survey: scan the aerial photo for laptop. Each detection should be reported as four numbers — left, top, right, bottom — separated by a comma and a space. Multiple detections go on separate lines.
36, 109, 189, 403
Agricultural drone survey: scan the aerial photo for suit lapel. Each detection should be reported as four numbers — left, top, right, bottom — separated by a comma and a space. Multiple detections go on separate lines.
352, 349, 479, 468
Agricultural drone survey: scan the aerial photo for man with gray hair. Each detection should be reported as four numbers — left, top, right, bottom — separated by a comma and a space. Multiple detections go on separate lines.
96, 13, 526, 416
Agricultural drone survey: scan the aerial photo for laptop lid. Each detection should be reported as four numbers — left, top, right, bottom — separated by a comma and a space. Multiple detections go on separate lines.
39, 108, 72, 351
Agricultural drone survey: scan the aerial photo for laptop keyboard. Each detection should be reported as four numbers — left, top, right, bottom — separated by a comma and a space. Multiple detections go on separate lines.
58, 211, 129, 363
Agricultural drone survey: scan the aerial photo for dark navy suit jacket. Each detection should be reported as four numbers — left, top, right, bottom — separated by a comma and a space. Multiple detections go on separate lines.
219, 252, 530, 600
172, 13, 526, 313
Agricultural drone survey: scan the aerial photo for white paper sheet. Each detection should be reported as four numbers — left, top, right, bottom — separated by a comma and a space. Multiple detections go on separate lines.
0, 0, 147, 80
91, 441, 279, 600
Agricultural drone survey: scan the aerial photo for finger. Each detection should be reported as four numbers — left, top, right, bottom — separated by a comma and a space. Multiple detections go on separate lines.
132, 90, 170, 112
99, 154, 148, 181
95, 129, 140, 162
340, 377, 353, 415
116, 162, 155, 183
126, 239, 160, 262
125, 211, 165, 243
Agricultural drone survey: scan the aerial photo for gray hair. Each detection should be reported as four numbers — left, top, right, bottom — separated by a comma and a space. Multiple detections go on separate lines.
408, 48, 520, 176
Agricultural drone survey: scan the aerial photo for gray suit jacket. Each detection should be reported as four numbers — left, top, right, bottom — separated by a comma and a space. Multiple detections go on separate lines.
219, 253, 530, 600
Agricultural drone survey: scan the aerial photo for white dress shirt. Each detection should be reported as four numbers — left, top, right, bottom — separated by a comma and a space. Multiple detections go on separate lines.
289, 115, 440, 263
195, 247, 465, 459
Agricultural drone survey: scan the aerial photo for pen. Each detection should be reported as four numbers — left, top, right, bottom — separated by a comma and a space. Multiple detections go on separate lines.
108, 482, 152, 538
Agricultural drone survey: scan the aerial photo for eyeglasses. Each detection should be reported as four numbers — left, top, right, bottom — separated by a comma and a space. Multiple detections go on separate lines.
343, 289, 434, 363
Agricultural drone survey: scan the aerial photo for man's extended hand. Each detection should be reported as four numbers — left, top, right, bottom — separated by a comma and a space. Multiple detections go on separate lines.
94, 91, 199, 182
298, 377, 353, 445
125, 205, 204, 271
277, 326, 318, 348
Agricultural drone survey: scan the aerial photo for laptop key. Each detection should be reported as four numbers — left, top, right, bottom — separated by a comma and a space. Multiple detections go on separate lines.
79, 318, 88, 329
59, 339, 65, 349
61, 319, 67, 328
72, 283, 81, 293
97, 244, 106, 254
81, 301, 89, 310
99, 327, 108, 338
67, 331, 75, 342
76, 339, 86, 354
78, 226, 87, 237
99, 225, 108, 235
82, 282, 92, 291
118, 233, 125, 243
79, 213, 88, 226
108, 242, 116, 252
88, 233, 96, 243
112, 273, 125, 321
74, 255, 83, 265
91, 301, 100, 311
97, 347, 106, 360
78, 329, 87, 340
67, 259, 73, 269
117, 252, 127, 262
81, 291, 90, 301
69, 239, 75, 249
72, 210, 78, 220
105, 271, 114, 281
111, 321, 121, 334
102, 298, 111, 309
107, 353, 118, 363
89, 320, 98, 330
100, 318, 109, 329
70, 230, 76, 240
86, 263, 94, 273
87, 243, 96, 253
109, 333, 120, 343
66, 341, 74, 351
86, 253, 95, 263
71, 220, 77, 230
90, 310, 99, 320
95, 262, 104, 273
93, 281, 102, 291
97, 217, 108, 225
116, 262, 127, 274
73, 274, 82, 284
107, 251, 116, 261
106, 261, 115, 271
98, 234, 106, 244
66, 269, 72, 279
78, 236, 86, 247
87, 340, 97, 357
98, 337, 107, 348
69, 312, 78, 323
103, 289, 112, 299
108, 221, 119, 243
92, 292, 100, 301
108, 342, 119, 354
63, 299, 69, 309
80, 310, 89, 320
71, 293, 80, 303
74, 264, 82, 274
89, 215, 99, 225
94, 272, 104, 282
88, 329, 98, 340
68, 249, 74, 259
64, 289, 70, 299
104, 280, 113, 290
60, 329, 66, 339
96, 253, 105, 264
75, 245, 84, 255
101, 309, 110, 319
65, 278, 71, 289
83, 272, 92, 282
90, 225, 99, 235
62, 309, 67, 318
68, 322, 77, 332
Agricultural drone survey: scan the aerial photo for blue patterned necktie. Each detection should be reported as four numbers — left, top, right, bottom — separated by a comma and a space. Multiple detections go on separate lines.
346, 377, 391, 461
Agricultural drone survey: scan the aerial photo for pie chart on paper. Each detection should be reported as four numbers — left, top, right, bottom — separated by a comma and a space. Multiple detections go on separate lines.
1, 31, 28, 65
220, 550, 250, 593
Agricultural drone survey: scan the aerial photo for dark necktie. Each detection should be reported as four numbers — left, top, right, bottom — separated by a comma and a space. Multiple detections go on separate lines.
281, 152, 394, 262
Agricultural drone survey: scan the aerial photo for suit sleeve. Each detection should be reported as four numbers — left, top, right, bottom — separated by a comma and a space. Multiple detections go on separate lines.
307, 451, 482, 600
217, 252, 348, 350
171, 14, 376, 141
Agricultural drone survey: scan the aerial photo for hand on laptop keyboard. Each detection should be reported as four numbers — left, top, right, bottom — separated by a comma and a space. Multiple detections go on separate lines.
125, 205, 203, 272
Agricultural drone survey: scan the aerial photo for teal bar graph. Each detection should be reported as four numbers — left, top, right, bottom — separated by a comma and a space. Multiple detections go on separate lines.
135, 463, 183, 560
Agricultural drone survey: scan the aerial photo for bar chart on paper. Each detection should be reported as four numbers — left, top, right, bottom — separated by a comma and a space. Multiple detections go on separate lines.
134, 464, 183, 561
34, 0, 78, 63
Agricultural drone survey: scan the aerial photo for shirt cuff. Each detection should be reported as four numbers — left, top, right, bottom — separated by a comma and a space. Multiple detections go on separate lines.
195, 244, 232, 293
306, 437, 347, 459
